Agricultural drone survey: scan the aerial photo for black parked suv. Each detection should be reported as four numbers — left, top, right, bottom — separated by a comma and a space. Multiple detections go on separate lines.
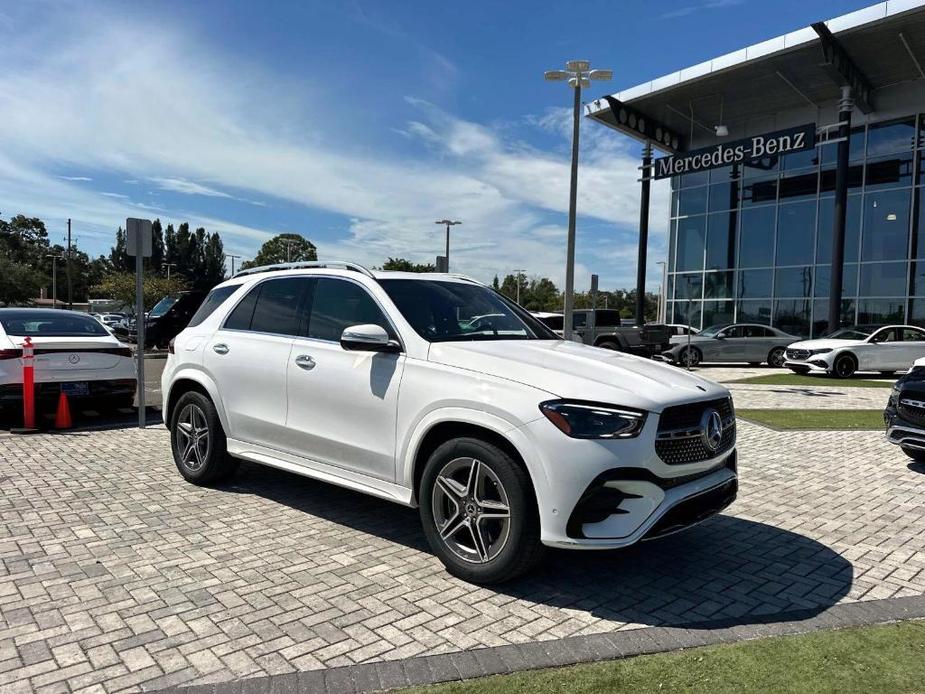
884, 362, 925, 461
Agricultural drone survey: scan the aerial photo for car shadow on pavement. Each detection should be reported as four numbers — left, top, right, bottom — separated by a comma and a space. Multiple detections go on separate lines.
223, 462, 853, 630
908, 462, 925, 475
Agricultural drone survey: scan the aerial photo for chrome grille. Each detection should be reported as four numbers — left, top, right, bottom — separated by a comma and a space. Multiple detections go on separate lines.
655, 397, 736, 465
786, 348, 810, 361
898, 396, 925, 427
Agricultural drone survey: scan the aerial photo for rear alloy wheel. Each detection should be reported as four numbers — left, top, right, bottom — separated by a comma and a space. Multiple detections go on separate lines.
170, 391, 238, 485
420, 437, 543, 584
767, 347, 786, 368
832, 354, 857, 379
901, 445, 925, 462
679, 347, 701, 368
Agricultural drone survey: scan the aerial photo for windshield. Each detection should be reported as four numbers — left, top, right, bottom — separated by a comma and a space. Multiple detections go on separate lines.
0, 310, 109, 337
379, 279, 558, 342
698, 324, 727, 337
824, 328, 871, 340
149, 296, 178, 318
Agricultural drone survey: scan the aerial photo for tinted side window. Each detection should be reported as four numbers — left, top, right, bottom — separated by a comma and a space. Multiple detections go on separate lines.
188, 285, 239, 328
903, 328, 925, 341
224, 278, 306, 336
572, 313, 588, 329
595, 310, 621, 327
308, 278, 393, 342
724, 326, 746, 338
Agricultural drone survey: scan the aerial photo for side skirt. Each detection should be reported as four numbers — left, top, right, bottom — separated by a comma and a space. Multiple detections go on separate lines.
226, 438, 415, 507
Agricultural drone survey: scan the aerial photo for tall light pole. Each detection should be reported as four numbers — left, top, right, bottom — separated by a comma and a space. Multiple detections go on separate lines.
513, 269, 526, 305
46, 254, 63, 308
435, 220, 461, 271
545, 60, 611, 340
227, 254, 242, 276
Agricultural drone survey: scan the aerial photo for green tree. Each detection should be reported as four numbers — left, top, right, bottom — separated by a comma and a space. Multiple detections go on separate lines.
150, 218, 165, 272
109, 226, 132, 272
492, 275, 500, 290
380, 257, 436, 272
200, 232, 226, 288
0, 256, 42, 306
90, 271, 190, 313
240, 233, 317, 269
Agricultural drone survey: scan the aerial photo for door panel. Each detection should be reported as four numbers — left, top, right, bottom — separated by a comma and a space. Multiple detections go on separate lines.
283, 277, 404, 481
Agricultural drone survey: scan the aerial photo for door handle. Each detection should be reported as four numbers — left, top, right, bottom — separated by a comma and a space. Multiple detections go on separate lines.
294, 354, 316, 370
212, 343, 229, 355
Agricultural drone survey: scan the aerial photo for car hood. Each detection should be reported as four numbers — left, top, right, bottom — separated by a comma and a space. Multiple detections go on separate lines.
427, 340, 728, 413
787, 338, 865, 350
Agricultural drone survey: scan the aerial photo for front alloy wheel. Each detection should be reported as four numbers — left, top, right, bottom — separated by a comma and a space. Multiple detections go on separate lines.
432, 457, 511, 564
768, 347, 786, 368
833, 354, 857, 379
680, 347, 700, 368
420, 437, 543, 584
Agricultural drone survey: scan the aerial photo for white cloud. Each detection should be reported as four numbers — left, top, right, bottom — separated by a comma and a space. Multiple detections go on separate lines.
0, 5, 669, 290
150, 177, 233, 199
59, 175, 93, 182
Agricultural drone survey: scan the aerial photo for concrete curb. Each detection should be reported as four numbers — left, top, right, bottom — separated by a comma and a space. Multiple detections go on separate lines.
161, 594, 925, 694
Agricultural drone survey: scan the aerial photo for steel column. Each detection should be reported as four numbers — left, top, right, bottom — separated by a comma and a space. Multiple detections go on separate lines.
635, 141, 653, 326
827, 87, 853, 333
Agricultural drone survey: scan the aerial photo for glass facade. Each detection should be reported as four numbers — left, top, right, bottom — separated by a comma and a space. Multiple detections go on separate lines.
666, 116, 923, 336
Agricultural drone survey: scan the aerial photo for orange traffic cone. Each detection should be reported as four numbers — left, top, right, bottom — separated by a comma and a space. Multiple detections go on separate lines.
54, 391, 72, 430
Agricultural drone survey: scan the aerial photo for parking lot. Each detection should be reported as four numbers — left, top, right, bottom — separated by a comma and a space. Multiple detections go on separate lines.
1, 366, 923, 692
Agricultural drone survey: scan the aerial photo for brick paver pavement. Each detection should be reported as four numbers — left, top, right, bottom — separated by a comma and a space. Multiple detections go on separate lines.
1, 420, 924, 692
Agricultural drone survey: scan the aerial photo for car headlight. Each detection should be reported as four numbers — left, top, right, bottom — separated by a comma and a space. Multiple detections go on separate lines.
539, 401, 647, 439
809, 348, 832, 355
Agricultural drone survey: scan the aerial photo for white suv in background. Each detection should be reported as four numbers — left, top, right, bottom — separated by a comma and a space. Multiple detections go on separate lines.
162, 262, 738, 583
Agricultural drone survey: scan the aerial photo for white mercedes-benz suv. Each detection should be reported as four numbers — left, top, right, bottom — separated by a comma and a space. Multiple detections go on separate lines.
162, 262, 737, 583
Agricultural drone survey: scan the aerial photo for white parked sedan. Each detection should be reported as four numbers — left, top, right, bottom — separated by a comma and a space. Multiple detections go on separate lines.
0, 309, 136, 413
784, 325, 925, 378
163, 262, 738, 584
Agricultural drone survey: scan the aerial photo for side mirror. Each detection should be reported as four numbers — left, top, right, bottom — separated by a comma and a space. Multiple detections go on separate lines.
340, 324, 400, 352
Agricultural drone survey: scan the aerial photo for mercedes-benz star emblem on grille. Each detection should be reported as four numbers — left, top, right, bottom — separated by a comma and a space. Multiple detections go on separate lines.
700, 408, 723, 452
67, 353, 80, 364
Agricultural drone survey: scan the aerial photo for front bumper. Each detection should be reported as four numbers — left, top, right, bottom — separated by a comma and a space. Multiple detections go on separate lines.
884, 400, 925, 451
520, 402, 738, 550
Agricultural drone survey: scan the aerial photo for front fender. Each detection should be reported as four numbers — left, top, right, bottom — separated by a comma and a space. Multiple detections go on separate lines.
398, 406, 548, 506
163, 365, 228, 431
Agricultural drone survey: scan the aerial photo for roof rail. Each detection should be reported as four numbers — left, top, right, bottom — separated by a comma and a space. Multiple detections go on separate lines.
233, 260, 375, 279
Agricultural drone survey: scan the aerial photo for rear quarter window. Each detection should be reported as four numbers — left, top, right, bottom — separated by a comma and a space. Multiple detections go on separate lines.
187, 285, 240, 328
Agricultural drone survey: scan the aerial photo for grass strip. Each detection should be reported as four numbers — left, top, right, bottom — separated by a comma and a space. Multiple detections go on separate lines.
730, 373, 893, 388
403, 621, 925, 694
736, 408, 884, 430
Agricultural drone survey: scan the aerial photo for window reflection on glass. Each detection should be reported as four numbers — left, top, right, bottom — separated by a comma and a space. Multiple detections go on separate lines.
676, 217, 706, 271
857, 298, 905, 325
676, 170, 710, 189
678, 186, 708, 216
908, 298, 925, 327
783, 147, 819, 171
704, 271, 734, 299
737, 269, 772, 299
673, 300, 702, 329
858, 261, 908, 297
702, 300, 734, 327
864, 152, 913, 191
861, 189, 911, 262
774, 299, 812, 337
866, 118, 915, 157
776, 201, 816, 266
819, 164, 864, 194
709, 180, 740, 212
817, 195, 861, 263
821, 126, 866, 164
706, 212, 737, 269
813, 264, 859, 298
778, 170, 818, 202
742, 156, 779, 178
739, 206, 776, 267
812, 298, 855, 337
742, 177, 778, 207
736, 299, 772, 325
774, 266, 813, 298
675, 273, 703, 300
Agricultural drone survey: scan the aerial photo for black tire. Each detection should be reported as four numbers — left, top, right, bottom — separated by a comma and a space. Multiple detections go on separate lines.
419, 437, 544, 584
833, 354, 857, 379
169, 391, 239, 485
597, 341, 620, 351
767, 347, 786, 368
679, 346, 701, 368
789, 365, 810, 375
901, 445, 925, 462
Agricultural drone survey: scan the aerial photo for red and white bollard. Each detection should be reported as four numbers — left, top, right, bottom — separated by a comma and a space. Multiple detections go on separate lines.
12, 336, 38, 434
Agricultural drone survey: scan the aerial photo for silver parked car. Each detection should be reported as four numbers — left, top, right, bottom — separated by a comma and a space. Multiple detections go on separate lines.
661, 323, 799, 368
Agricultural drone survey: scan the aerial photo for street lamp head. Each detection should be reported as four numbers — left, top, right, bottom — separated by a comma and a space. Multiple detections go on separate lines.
544, 70, 570, 82
569, 76, 590, 89
589, 69, 613, 81
566, 59, 590, 72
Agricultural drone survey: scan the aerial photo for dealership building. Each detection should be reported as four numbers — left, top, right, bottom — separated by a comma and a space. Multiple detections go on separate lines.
588, 0, 925, 336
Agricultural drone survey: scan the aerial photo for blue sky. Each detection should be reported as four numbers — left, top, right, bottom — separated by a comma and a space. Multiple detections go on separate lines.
0, 0, 871, 290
